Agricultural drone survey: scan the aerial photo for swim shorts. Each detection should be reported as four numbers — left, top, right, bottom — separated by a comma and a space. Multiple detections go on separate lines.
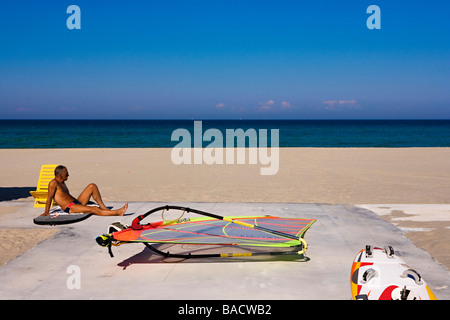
64, 200, 82, 213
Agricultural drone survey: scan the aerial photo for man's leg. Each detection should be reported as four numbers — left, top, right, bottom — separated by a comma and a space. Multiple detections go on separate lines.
77, 183, 108, 209
69, 202, 128, 216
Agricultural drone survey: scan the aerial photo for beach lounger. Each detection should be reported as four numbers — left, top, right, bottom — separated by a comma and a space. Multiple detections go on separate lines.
30, 164, 58, 208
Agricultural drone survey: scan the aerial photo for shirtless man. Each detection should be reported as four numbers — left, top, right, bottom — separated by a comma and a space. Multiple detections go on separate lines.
40, 165, 127, 216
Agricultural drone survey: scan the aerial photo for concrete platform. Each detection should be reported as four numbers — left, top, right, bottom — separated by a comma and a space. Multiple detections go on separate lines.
0, 201, 449, 300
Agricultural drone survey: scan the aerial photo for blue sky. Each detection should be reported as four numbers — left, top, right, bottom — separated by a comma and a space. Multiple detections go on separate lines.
0, 0, 449, 119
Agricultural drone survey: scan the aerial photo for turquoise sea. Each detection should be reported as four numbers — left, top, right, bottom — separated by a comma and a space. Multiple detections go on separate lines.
0, 120, 449, 148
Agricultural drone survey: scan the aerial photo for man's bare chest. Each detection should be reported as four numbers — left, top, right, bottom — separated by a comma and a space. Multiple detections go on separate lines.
56, 182, 70, 194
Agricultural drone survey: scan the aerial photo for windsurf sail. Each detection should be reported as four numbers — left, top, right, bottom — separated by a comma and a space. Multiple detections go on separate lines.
96, 205, 316, 259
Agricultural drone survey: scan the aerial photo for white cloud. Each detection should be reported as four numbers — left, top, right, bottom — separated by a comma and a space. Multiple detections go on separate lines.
58, 106, 77, 113
258, 100, 275, 111
129, 105, 147, 111
16, 107, 32, 113
216, 99, 297, 114
281, 101, 294, 109
322, 99, 360, 110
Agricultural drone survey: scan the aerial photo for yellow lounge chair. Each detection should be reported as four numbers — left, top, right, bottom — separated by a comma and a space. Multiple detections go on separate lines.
30, 164, 58, 208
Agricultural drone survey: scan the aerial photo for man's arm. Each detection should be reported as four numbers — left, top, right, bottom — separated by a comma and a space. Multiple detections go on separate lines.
41, 180, 57, 216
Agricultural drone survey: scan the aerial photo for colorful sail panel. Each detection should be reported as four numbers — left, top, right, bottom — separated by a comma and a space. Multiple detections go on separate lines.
112, 216, 316, 248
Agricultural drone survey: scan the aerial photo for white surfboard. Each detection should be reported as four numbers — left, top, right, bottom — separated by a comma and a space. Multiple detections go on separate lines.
350, 245, 437, 300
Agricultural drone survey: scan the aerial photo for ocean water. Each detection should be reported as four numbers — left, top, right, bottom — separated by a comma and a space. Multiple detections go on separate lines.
0, 120, 449, 148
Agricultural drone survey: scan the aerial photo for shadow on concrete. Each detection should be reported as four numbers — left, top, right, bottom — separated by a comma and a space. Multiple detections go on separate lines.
0, 187, 34, 201
116, 243, 308, 269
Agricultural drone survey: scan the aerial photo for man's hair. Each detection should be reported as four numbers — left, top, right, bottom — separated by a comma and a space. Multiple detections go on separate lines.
54, 165, 67, 177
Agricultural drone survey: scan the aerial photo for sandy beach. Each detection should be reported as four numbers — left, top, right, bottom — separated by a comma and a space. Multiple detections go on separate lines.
1, 147, 449, 269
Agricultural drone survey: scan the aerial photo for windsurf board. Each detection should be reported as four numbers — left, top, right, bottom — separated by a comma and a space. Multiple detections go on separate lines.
350, 245, 437, 300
